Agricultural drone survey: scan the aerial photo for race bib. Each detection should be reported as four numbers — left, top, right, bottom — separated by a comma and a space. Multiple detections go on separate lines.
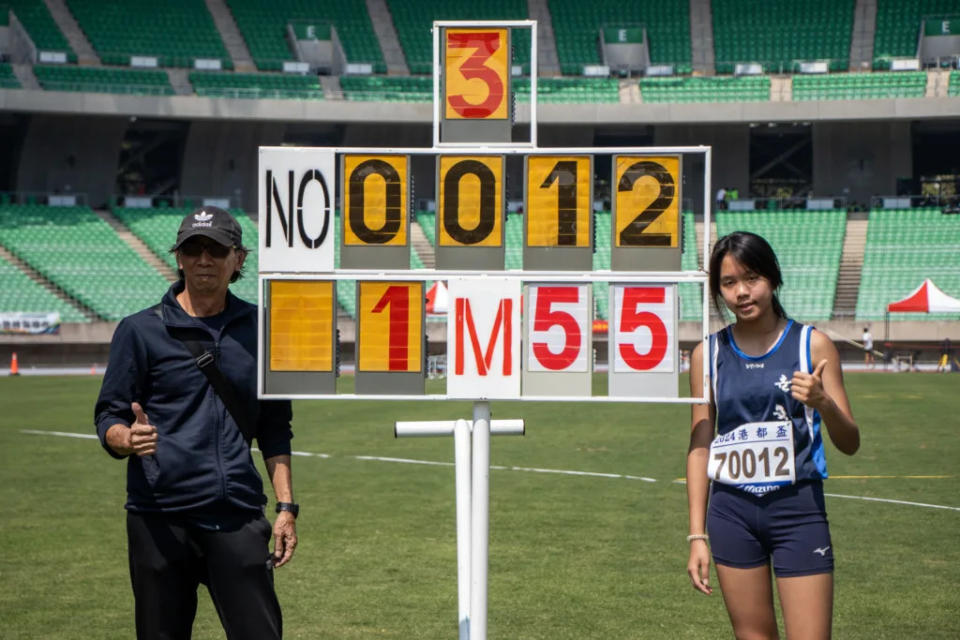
708, 421, 796, 495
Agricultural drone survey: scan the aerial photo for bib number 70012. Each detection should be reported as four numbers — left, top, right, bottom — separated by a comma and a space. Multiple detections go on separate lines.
708, 421, 796, 493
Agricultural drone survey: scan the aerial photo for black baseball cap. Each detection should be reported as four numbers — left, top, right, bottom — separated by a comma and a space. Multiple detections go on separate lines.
173, 206, 242, 250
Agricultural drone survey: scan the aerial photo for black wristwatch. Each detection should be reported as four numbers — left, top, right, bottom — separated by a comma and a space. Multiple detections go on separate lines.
275, 502, 299, 518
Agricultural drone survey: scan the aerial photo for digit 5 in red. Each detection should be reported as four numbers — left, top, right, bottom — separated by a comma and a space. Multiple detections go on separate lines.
612, 286, 675, 372
445, 29, 509, 119
528, 285, 589, 372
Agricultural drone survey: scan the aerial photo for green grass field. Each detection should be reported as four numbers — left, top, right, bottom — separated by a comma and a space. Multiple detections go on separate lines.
1, 373, 958, 639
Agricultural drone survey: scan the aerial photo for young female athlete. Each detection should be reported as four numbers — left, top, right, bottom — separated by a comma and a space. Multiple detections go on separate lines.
686, 231, 860, 639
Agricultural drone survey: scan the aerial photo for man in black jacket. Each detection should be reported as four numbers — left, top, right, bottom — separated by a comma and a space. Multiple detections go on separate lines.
95, 206, 296, 640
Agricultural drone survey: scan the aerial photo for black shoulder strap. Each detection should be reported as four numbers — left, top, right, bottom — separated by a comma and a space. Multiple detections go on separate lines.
153, 305, 256, 442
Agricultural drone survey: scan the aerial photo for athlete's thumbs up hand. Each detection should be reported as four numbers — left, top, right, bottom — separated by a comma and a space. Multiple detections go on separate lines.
129, 402, 158, 457
791, 359, 829, 411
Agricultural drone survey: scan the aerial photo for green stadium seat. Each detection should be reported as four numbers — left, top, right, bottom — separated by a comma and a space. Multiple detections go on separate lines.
0, 205, 172, 320
514, 77, 620, 103
340, 76, 432, 102
712, 0, 853, 73
716, 210, 846, 322
639, 76, 769, 103
68, 0, 231, 68
549, 0, 691, 75
0, 253, 88, 322
856, 208, 960, 321
0, 63, 21, 89
8, 0, 76, 62
387, 0, 529, 75
792, 72, 926, 101
189, 70, 324, 99
33, 65, 174, 95
874, 0, 958, 68
227, 0, 385, 72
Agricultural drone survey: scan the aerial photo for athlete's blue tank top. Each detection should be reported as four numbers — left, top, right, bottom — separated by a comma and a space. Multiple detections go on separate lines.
709, 319, 828, 486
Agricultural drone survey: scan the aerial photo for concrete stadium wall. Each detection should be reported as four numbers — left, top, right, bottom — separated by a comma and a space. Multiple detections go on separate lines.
180, 120, 287, 211
812, 121, 913, 203
16, 114, 127, 207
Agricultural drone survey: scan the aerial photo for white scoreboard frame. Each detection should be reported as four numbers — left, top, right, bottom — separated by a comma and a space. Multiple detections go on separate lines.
257, 144, 713, 404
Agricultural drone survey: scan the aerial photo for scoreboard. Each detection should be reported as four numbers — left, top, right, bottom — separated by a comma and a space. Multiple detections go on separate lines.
257, 20, 712, 404
257, 145, 710, 402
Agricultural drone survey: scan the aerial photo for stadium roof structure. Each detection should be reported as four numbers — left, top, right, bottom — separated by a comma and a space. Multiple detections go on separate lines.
886, 279, 960, 314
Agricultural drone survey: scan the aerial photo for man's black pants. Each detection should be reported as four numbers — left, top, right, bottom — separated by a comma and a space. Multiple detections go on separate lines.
127, 511, 282, 640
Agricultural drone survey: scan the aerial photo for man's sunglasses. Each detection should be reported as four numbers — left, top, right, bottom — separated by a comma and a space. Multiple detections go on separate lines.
179, 240, 233, 258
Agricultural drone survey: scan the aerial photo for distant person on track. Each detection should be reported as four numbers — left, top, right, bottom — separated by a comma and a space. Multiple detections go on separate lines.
937, 338, 952, 373
94, 206, 297, 640
685, 231, 860, 639
862, 327, 874, 368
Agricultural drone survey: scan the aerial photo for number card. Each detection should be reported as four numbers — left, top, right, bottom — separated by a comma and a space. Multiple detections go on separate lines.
608, 284, 678, 397
708, 422, 796, 495
444, 28, 509, 120
259, 147, 336, 274
435, 155, 505, 270
356, 281, 425, 395
447, 277, 521, 399
340, 154, 410, 269
523, 156, 593, 270
522, 284, 592, 397
263, 279, 336, 395
612, 155, 681, 271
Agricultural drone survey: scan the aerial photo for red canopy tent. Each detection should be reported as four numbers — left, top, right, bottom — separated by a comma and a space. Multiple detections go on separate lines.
425, 281, 448, 316
884, 279, 960, 342
886, 278, 960, 314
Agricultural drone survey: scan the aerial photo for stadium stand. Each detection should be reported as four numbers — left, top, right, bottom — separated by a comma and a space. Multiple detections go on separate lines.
0, 63, 21, 89
504, 213, 523, 269
592, 211, 611, 320
856, 208, 960, 321
7, 0, 75, 61
549, 0, 691, 75
0, 253, 88, 323
792, 71, 927, 100
638, 75, 769, 103
950, 71, 960, 97
340, 76, 620, 104
340, 75, 431, 102
415, 211, 437, 248
712, 0, 853, 73
716, 210, 846, 322
67, 0, 230, 68
33, 65, 174, 95
679, 211, 702, 322
189, 71, 324, 99
0, 205, 171, 321
388, 0, 530, 75
873, 0, 959, 68
226, 0, 385, 72
514, 77, 620, 103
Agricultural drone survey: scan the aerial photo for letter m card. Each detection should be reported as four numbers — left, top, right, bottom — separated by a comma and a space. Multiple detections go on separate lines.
447, 277, 521, 399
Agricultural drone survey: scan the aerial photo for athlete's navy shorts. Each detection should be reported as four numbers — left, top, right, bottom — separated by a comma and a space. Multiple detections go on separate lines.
707, 480, 834, 577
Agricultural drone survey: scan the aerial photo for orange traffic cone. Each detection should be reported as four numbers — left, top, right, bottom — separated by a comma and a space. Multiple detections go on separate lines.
10, 351, 20, 376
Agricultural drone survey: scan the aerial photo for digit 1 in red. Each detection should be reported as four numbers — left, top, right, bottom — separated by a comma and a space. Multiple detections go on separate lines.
371, 285, 409, 371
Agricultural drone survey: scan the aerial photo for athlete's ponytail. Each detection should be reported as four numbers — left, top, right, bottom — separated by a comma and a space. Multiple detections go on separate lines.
709, 231, 786, 320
